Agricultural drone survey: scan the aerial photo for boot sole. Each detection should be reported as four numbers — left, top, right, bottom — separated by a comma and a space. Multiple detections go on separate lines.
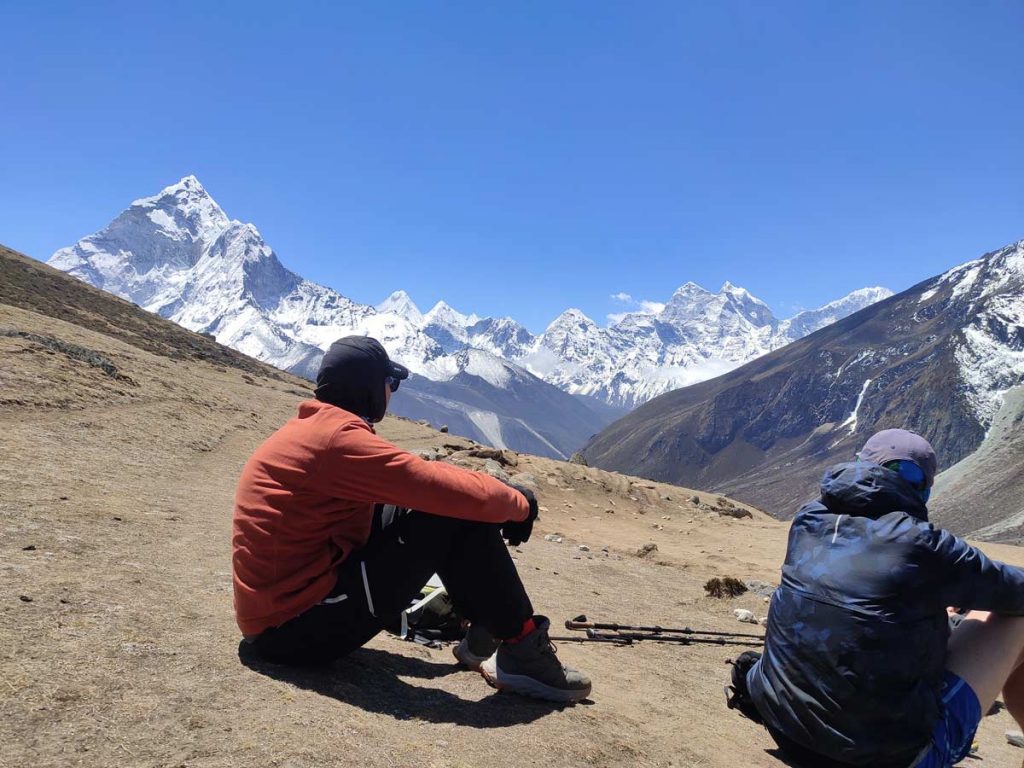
479, 665, 591, 702
452, 644, 490, 672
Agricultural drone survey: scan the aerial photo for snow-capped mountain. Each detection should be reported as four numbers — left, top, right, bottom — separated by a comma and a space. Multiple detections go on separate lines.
49, 174, 892, 449
48, 176, 613, 458
584, 239, 1024, 536
513, 281, 892, 408
376, 280, 893, 410
777, 287, 893, 340
377, 290, 424, 325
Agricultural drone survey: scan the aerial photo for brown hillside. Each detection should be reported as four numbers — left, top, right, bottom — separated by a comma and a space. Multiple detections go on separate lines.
3, 244, 1024, 768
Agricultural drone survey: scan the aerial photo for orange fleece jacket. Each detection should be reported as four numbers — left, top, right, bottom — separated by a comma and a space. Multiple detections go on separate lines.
232, 400, 529, 636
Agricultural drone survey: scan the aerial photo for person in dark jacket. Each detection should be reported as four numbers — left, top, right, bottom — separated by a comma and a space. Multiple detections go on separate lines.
748, 428, 1024, 767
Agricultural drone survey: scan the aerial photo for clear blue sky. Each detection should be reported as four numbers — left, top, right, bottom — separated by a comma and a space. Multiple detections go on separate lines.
3, 1, 1022, 331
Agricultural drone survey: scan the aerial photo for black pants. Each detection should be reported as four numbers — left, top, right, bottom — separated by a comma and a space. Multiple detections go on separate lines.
252, 507, 534, 665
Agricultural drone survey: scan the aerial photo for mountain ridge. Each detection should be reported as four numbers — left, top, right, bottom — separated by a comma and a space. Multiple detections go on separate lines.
50, 175, 892, 410
583, 238, 1024, 540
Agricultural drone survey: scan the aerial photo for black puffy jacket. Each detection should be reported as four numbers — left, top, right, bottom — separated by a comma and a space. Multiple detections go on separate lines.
749, 461, 1024, 766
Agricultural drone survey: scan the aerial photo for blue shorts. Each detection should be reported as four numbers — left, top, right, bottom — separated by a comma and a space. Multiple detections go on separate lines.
912, 671, 982, 768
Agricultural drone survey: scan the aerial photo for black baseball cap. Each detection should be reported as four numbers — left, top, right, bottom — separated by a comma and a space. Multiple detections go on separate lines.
315, 336, 409, 422
858, 429, 938, 488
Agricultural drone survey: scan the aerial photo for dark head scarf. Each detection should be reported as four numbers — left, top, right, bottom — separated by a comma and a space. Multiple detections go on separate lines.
314, 336, 409, 423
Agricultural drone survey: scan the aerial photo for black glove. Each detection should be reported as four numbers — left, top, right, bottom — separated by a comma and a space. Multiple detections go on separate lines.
501, 484, 539, 546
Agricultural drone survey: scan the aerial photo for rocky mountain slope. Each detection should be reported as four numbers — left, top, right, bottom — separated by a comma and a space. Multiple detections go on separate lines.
584, 239, 1024, 537
5, 239, 1024, 767
45, 177, 612, 459
930, 383, 1024, 542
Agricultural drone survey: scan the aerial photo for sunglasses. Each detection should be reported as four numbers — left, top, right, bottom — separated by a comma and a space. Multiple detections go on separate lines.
386, 375, 401, 393
883, 460, 931, 503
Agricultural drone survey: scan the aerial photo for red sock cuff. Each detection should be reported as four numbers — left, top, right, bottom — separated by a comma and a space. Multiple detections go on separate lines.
504, 617, 536, 644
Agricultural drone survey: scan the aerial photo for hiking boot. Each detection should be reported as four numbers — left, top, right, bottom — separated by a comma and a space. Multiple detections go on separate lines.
453, 623, 499, 671
479, 616, 592, 702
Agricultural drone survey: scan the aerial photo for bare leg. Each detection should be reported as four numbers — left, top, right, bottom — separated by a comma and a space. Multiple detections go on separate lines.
945, 611, 1024, 718
1002, 652, 1024, 729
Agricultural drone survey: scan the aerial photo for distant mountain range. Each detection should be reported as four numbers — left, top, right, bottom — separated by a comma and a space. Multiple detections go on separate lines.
48, 175, 891, 456
583, 238, 1024, 541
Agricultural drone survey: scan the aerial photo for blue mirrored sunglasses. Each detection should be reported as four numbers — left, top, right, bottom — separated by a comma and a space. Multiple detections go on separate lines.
883, 460, 930, 502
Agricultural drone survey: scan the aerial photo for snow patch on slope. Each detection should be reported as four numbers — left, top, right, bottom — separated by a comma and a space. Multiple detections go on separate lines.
840, 379, 873, 434
466, 410, 506, 449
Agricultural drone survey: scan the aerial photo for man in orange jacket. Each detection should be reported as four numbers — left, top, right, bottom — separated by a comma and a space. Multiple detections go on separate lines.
233, 335, 591, 702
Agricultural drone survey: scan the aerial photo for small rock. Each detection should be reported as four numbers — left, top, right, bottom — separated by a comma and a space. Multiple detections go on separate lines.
758, 617, 768, 626
718, 506, 753, 519
1007, 730, 1024, 748
19, 595, 33, 603
569, 451, 588, 466
112, 516, 123, 522
538, 506, 549, 513
734, 609, 757, 624
439, 425, 449, 433
59, 496, 69, 501
416, 448, 441, 461
481, 460, 510, 483
544, 534, 563, 543
578, 545, 590, 552
604, 508, 615, 514
417, 419, 431, 427
510, 472, 538, 489
661, 494, 672, 501
467, 447, 516, 466
601, 546, 609, 552
636, 542, 658, 558
745, 580, 777, 598
661, 515, 671, 520
22, 545, 36, 551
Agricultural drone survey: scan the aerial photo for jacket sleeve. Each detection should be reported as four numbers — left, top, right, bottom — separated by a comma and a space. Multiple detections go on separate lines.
316, 420, 529, 524
926, 527, 1024, 615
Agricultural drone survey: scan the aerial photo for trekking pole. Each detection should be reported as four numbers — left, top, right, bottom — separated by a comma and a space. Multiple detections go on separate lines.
550, 631, 760, 647
566, 614, 764, 641
549, 634, 635, 645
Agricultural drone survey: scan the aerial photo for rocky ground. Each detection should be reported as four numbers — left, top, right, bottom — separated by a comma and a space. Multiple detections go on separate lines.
4, 247, 1024, 767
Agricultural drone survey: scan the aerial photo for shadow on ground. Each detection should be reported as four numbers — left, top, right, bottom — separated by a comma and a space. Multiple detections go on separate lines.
238, 642, 580, 727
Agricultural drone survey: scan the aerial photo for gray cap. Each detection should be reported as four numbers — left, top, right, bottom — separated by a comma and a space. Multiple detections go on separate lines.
858, 428, 938, 487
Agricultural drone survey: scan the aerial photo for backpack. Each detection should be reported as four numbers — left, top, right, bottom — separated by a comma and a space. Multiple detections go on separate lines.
725, 650, 764, 723
385, 574, 466, 646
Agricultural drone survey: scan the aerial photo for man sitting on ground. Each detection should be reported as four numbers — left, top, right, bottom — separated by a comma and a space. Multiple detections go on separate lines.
232, 335, 591, 703
747, 428, 1024, 767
